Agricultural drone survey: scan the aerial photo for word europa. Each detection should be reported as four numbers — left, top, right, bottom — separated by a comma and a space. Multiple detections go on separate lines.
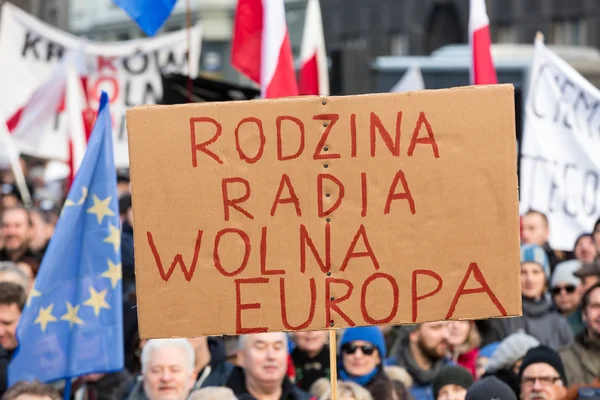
146, 225, 507, 332
189, 111, 440, 166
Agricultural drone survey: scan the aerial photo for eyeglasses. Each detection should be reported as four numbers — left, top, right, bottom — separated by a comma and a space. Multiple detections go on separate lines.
551, 285, 576, 295
341, 343, 376, 356
522, 376, 562, 386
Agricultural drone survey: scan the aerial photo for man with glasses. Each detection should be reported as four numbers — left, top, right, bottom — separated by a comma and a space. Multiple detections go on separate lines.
560, 283, 600, 385
519, 346, 567, 400
550, 260, 584, 335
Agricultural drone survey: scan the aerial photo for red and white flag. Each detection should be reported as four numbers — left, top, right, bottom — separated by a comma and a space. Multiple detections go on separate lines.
469, 0, 497, 85
6, 48, 92, 186
231, 0, 298, 98
299, 0, 329, 95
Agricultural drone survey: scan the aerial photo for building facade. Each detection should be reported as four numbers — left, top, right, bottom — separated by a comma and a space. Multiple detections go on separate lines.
320, 0, 600, 94
3, 0, 69, 30
68, 0, 307, 84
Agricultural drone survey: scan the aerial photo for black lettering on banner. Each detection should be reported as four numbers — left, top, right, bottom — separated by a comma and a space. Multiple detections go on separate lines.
573, 91, 600, 141
154, 49, 189, 72
547, 159, 563, 214
118, 113, 128, 141
122, 49, 149, 75
22, 31, 41, 59
46, 40, 64, 62
562, 163, 578, 217
531, 62, 559, 119
522, 154, 600, 219
123, 80, 136, 107
142, 82, 159, 104
555, 79, 576, 129
521, 155, 548, 210
583, 170, 599, 216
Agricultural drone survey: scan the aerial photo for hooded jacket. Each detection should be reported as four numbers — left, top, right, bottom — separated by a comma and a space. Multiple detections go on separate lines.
490, 297, 573, 350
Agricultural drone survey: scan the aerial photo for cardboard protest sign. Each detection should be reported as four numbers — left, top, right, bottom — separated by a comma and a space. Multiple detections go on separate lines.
520, 38, 600, 250
0, 2, 202, 167
127, 84, 522, 339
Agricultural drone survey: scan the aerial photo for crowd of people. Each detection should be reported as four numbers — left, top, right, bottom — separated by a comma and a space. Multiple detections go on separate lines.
0, 161, 600, 400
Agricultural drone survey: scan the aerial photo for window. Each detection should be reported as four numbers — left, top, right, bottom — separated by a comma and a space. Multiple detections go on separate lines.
552, 20, 587, 46
117, 32, 131, 41
390, 33, 409, 56
496, 25, 518, 43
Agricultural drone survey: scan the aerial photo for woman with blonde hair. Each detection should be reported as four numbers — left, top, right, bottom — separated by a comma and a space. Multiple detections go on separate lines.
446, 321, 481, 378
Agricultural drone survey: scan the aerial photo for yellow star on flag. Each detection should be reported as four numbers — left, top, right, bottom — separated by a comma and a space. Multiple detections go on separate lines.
26, 287, 41, 307
60, 302, 84, 329
102, 260, 122, 289
35, 304, 57, 332
62, 187, 88, 215
86, 195, 115, 225
83, 287, 111, 316
103, 224, 121, 253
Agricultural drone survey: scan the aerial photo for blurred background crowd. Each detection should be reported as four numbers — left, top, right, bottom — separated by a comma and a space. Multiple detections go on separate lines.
0, 0, 600, 399
0, 162, 599, 400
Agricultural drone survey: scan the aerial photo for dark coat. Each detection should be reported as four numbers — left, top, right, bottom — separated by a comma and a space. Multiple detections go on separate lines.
226, 366, 313, 400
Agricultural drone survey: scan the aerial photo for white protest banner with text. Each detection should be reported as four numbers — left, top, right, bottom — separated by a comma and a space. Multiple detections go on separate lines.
520, 39, 600, 250
0, 3, 202, 167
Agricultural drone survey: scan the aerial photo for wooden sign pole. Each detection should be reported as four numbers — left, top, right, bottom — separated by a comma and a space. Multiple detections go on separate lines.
329, 330, 338, 399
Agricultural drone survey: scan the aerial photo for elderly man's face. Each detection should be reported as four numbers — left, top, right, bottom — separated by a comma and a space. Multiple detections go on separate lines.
143, 347, 195, 400
520, 363, 566, 400
239, 332, 288, 388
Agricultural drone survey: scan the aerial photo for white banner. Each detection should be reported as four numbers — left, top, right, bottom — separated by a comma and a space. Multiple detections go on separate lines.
520, 38, 600, 250
0, 3, 202, 167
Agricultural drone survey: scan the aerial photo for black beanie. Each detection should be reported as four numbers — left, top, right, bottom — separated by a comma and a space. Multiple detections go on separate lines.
518, 345, 567, 386
466, 376, 517, 400
433, 366, 474, 399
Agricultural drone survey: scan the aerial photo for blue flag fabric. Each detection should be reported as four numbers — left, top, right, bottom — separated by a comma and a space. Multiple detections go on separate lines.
112, 0, 177, 36
9, 92, 123, 385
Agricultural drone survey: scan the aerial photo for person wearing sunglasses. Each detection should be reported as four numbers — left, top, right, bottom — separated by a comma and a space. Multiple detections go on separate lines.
550, 260, 584, 335
338, 327, 389, 399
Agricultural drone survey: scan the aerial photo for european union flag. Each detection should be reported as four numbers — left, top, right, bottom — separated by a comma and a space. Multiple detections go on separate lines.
9, 93, 123, 385
111, 0, 177, 36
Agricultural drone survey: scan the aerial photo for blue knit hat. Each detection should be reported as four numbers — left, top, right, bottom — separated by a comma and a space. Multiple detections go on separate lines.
339, 326, 386, 359
520, 244, 550, 279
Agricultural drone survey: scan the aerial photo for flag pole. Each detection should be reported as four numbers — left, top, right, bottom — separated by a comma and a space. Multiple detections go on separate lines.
185, 0, 193, 103
63, 378, 72, 400
329, 330, 337, 399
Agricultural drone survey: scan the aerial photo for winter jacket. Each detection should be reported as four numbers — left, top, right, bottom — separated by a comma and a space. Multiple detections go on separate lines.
386, 337, 452, 400
72, 370, 134, 400
0, 346, 11, 398
226, 366, 313, 400
291, 345, 330, 392
489, 297, 573, 350
559, 330, 600, 386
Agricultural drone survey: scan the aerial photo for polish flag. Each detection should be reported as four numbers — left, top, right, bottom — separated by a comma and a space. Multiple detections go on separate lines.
469, 0, 497, 85
299, 0, 329, 95
6, 49, 92, 188
66, 55, 91, 184
231, 0, 299, 98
